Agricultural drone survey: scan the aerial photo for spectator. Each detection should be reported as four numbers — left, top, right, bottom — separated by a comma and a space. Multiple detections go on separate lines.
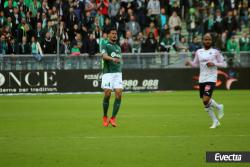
50, 6, 59, 27
226, 35, 240, 67
80, 25, 89, 54
224, 0, 240, 12
0, 35, 8, 55
26, 11, 36, 30
226, 35, 240, 53
204, 12, 214, 34
147, 0, 160, 20
103, 17, 112, 33
7, 37, 19, 70
141, 32, 158, 52
176, 36, 188, 52
127, 8, 134, 18
108, 0, 120, 26
214, 33, 226, 51
159, 24, 170, 42
134, 0, 147, 30
125, 30, 133, 46
29, 0, 41, 17
132, 32, 143, 53
4, 0, 15, 17
41, 0, 49, 14
157, 8, 168, 31
186, 8, 199, 41
19, 36, 30, 54
7, 36, 19, 55
144, 21, 158, 40
87, 33, 99, 57
45, 20, 56, 38
223, 10, 238, 39
60, 39, 71, 55
239, 1, 249, 29
96, 0, 109, 17
159, 32, 174, 52
0, 11, 5, 28
17, 0, 28, 14
168, 11, 182, 44
85, 0, 96, 14
5, 17, 15, 36
84, 11, 95, 31
17, 18, 32, 43
116, 6, 128, 38
99, 32, 108, 51
213, 9, 224, 34
31, 35, 43, 61
34, 22, 45, 43
41, 32, 56, 54
214, 0, 227, 16
67, 7, 78, 31
169, 0, 181, 17
2, 25, 12, 42
125, 15, 141, 37
189, 36, 202, 52
121, 38, 132, 53
72, 33, 86, 54
177, 36, 188, 60
59, 21, 69, 44
69, 24, 81, 41
12, 7, 21, 34
239, 32, 250, 51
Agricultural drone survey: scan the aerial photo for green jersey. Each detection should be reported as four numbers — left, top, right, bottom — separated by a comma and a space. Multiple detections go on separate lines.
101, 41, 122, 74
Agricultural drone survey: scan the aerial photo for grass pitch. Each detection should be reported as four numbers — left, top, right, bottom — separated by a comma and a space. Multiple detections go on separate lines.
0, 90, 250, 167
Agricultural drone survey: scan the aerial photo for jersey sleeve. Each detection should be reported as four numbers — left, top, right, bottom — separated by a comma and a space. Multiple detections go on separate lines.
101, 44, 108, 56
214, 50, 227, 68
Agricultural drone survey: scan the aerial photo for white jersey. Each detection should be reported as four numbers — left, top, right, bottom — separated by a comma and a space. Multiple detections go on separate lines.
190, 48, 227, 83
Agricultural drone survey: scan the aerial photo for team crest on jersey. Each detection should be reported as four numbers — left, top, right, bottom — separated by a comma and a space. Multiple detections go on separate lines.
205, 85, 211, 91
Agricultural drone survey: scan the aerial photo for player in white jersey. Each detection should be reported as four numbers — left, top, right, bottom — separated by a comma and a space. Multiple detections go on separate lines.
186, 33, 227, 129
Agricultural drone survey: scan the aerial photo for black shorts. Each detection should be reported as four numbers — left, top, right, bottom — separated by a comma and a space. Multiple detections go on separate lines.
199, 82, 215, 98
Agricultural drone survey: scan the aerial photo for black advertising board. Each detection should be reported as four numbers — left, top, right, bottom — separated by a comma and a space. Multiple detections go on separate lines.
0, 68, 249, 94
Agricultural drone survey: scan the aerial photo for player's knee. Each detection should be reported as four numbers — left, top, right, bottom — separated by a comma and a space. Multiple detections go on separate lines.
115, 92, 122, 99
104, 90, 111, 97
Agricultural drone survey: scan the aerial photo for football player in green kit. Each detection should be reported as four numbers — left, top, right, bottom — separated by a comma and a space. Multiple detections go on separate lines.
101, 27, 122, 127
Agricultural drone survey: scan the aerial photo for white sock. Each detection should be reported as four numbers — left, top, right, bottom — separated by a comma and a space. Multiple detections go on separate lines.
205, 107, 218, 123
210, 99, 220, 110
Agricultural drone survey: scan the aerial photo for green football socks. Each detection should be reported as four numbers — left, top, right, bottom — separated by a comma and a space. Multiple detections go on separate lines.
103, 96, 110, 117
112, 98, 121, 117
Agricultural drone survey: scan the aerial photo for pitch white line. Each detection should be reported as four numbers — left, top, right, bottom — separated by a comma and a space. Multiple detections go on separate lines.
0, 134, 249, 140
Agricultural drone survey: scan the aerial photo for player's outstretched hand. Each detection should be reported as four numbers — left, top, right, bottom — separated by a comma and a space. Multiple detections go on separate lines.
206, 62, 215, 67
185, 60, 191, 66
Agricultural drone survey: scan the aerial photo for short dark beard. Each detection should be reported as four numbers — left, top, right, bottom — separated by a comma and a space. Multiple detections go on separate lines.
110, 39, 116, 43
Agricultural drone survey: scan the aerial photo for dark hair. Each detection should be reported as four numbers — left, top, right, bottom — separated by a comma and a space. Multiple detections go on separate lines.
108, 27, 117, 34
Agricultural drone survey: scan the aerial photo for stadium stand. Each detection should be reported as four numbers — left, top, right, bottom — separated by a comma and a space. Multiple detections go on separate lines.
0, 0, 249, 70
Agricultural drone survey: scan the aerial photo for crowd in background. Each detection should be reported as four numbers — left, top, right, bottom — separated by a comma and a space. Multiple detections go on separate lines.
0, 0, 250, 59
